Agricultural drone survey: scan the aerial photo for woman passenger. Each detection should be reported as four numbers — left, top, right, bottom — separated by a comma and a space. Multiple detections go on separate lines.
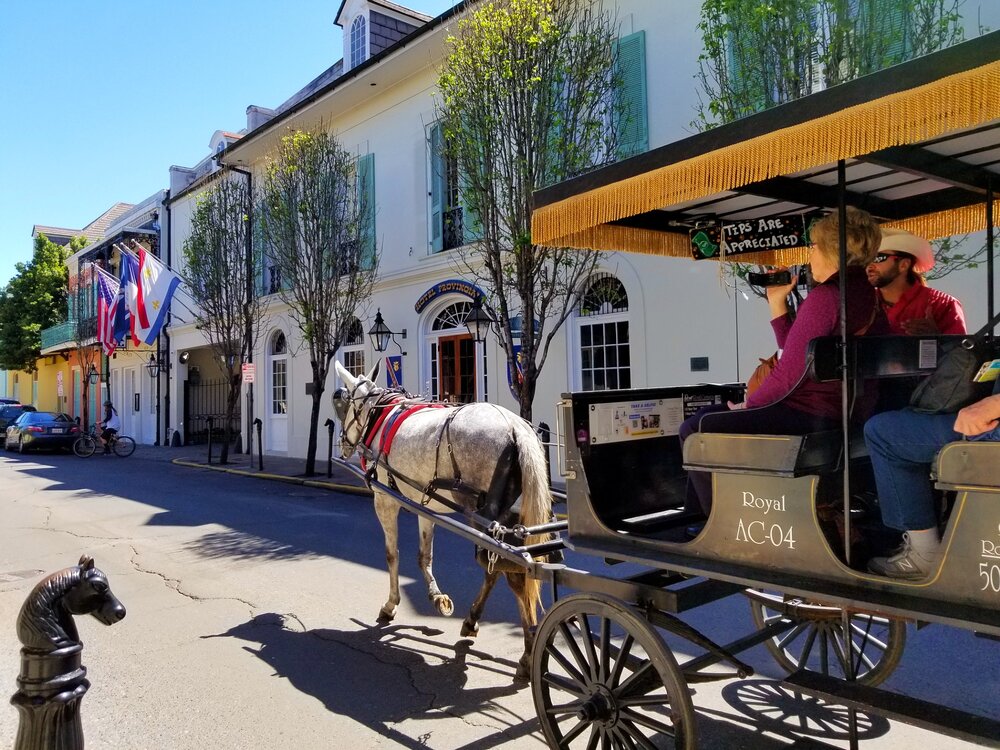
679, 206, 887, 525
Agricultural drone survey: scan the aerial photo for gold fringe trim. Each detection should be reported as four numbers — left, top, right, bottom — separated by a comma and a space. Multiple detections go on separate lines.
533, 60, 1000, 255
884, 201, 1000, 242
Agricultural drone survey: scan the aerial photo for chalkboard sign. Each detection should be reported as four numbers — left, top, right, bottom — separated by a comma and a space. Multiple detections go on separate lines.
691, 216, 808, 259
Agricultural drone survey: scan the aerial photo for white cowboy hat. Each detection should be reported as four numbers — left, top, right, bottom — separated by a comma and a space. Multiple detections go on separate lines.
879, 228, 935, 273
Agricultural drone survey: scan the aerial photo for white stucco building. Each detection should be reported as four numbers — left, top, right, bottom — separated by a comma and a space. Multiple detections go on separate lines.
160, 0, 1000, 463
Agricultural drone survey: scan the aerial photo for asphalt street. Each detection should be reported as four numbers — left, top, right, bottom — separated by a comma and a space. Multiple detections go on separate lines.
1, 447, 997, 749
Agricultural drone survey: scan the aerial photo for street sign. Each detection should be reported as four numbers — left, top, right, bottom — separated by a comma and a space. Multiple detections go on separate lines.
242, 363, 256, 383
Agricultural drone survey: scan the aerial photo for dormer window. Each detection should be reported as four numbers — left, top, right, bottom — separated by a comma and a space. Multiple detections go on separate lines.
350, 15, 367, 68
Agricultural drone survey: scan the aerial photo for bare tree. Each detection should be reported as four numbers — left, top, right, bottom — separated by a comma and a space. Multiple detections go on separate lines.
436, 0, 624, 421
183, 174, 268, 464
259, 129, 378, 475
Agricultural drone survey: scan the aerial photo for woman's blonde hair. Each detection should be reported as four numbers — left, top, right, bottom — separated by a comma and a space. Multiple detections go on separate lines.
809, 206, 881, 268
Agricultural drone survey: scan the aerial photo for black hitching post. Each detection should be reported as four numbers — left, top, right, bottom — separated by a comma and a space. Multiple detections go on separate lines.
254, 418, 263, 470
325, 418, 335, 478
206, 416, 214, 465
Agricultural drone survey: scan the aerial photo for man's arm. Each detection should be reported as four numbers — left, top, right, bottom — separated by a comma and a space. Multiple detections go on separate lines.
954, 393, 1000, 437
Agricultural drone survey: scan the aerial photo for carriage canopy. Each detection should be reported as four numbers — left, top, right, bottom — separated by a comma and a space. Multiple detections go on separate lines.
531, 32, 1000, 265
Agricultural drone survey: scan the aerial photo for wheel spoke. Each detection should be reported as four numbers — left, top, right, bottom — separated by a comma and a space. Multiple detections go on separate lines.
549, 634, 592, 689
560, 619, 596, 683
796, 624, 818, 668
620, 707, 678, 737
774, 621, 809, 652
543, 667, 588, 697
615, 661, 660, 701
559, 717, 592, 748
608, 633, 635, 689
599, 616, 611, 683
546, 698, 589, 716
580, 615, 601, 683
849, 622, 888, 651
618, 693, 670, 709
614, 723, 654, 750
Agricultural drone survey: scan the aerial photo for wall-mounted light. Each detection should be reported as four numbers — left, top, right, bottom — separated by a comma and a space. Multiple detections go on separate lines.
368, 309, 407, 355
464, 296, 495, 345
146, 353, 169, 379
87, 364, 100, 385
178, 351, 191, 364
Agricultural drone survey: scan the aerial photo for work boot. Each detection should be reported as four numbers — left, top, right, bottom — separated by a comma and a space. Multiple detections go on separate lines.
868, 531, 941, 580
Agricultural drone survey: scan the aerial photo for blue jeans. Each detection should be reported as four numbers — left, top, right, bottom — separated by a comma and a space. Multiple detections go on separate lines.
863, 408, 960, 531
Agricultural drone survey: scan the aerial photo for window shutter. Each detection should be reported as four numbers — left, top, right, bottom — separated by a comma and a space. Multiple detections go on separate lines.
429, 123, 445, 253
616, 31, 648, 159
357, 152, 376, 269
460, 166, 481, 243
881, 0, 909, 64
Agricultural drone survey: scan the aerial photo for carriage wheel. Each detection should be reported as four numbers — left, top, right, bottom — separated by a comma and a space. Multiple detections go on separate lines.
531, 593, 696, 749
747, 591, 905, 687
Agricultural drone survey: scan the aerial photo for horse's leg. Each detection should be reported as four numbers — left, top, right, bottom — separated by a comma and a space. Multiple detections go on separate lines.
374, 492, 402, 621
460, 568, 501, 638
504, 571, 537, 682
418, 515, 454, 616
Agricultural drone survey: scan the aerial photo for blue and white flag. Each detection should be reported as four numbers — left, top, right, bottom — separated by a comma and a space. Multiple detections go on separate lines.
136, 244, 181, 344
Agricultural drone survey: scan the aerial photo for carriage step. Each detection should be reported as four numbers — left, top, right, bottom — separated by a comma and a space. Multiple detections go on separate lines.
783, 670, 1000, 748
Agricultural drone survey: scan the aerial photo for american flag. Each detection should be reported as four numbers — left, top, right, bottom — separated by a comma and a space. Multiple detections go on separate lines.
95, 267, 120, 356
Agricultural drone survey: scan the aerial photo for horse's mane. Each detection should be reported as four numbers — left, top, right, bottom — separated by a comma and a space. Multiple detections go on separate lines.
16, 567, 83, 650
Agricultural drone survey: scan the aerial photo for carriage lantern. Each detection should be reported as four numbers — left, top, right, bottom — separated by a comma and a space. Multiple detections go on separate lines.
464, 296, 495, 344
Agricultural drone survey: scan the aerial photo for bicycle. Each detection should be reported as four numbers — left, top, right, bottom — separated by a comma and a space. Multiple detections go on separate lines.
73, 426, 136, 458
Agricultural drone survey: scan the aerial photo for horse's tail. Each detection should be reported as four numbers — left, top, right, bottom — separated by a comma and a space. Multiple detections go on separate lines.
514, 419, 553, 621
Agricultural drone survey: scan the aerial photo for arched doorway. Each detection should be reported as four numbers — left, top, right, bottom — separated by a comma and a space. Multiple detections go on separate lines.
428, 301, 477, 403
267, 330, 289, 451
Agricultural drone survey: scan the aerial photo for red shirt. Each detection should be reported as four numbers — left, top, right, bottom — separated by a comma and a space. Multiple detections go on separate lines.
880, 282, 966, 335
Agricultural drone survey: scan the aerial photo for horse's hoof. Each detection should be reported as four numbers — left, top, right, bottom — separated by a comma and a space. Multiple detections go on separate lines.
513, 664, 531, 683
460, 620, 479, 638
433, 595, 454, 617
377, 606, 397, 622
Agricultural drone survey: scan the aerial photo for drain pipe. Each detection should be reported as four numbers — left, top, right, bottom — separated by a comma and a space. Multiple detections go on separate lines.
163, 189, 173, 445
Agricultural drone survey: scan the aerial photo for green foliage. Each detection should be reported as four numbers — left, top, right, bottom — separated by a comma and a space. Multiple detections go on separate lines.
0, 233, 70, 371
695, 0, 964, 128
184, 174, 268, 464
695, 0, 965, 289
259, 126, 378, 473
436, 0, 621, 419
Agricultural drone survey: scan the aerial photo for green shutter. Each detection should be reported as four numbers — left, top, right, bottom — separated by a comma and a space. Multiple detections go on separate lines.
616, 30, 648, 159
429, 123, 445, 253
460, 166, 481, 243
357, 152, 376, 269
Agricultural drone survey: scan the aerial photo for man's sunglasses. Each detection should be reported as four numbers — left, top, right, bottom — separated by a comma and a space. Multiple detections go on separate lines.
872, 252, 911, 264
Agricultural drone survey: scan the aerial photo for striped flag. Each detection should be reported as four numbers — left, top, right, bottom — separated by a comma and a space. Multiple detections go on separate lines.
95, 267, 120, 356
135, 243, 181, 345
114, 248, 140, 346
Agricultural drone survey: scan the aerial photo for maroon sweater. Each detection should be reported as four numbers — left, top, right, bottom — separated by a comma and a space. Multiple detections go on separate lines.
745, 266, 887, 419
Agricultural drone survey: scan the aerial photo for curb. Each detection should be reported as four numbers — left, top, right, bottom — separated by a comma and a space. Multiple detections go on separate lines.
171, 458, 373, 497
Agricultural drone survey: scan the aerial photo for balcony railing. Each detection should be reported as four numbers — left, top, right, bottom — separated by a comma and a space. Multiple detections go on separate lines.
40, 317, 97, 351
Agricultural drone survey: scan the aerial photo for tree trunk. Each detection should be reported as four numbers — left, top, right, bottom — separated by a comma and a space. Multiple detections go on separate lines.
219, 377, 242, 465
304, 380, 324, 476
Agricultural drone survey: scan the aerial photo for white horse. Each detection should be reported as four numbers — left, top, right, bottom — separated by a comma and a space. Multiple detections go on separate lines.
333, 360, 552, 680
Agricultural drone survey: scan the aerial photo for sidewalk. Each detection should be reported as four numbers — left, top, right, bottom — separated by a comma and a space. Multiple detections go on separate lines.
134, 442, 373, 496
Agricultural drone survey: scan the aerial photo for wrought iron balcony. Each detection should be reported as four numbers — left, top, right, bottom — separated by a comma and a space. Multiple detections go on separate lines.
40, 318, 97, 351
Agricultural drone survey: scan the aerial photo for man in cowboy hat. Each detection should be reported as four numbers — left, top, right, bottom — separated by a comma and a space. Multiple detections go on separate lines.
867, 228, 966, 335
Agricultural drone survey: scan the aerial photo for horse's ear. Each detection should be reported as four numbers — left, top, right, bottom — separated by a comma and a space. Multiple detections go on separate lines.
335, 360, 357, 389
366, 358, 381, 384
78, 555, 94, 571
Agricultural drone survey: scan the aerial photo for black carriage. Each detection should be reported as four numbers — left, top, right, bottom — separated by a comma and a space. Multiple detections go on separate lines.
340, 31, 1000, 748
525, 31, 1000, 748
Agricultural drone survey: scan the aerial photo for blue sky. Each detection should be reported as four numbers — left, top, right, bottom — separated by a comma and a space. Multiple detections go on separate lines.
0, 0, 456, 285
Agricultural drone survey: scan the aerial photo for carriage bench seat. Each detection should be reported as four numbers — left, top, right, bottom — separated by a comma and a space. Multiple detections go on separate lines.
682, 429, 865, 478
935, 441, 1000, 492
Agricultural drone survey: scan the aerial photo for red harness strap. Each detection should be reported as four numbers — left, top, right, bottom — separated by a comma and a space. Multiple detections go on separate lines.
360, 396, 403, 471
378, 403, 447, 457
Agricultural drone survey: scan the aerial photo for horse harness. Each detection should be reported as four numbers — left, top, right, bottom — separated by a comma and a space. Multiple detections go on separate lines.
347, 388, 522, 536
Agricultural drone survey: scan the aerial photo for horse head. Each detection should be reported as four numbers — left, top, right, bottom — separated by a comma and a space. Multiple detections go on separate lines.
333, 359, 382, 458
16, 555, 126, 652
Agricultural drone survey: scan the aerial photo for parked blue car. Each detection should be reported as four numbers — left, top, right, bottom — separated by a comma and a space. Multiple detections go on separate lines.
5, 411, 78, 453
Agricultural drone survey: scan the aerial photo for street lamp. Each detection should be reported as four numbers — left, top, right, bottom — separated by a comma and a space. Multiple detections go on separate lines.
464, 296, 495, 344
146, 353, 163, 378
87, 364, 100, 385
368, 309, 406, 354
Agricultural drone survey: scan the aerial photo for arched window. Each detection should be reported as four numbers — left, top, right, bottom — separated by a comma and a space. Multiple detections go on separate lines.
350, 16, 367, 69
341, 317, 365, 378
432, 301, 473, 330
269, 331, 288, 414
576, 273, 631, 391
270, 331, 287, 355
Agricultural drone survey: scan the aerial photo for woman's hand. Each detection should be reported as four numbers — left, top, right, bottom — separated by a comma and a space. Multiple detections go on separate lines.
727, 400, 746, 410
765, 269, 797, 320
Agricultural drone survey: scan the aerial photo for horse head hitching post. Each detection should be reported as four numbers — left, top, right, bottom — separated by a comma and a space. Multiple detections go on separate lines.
10, 555, 126, 750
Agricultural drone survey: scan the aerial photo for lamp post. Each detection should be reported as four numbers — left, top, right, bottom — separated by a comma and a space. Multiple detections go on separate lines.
87, 364, 99, 386
145, 353, 161, 379
464, 296, 495, 402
